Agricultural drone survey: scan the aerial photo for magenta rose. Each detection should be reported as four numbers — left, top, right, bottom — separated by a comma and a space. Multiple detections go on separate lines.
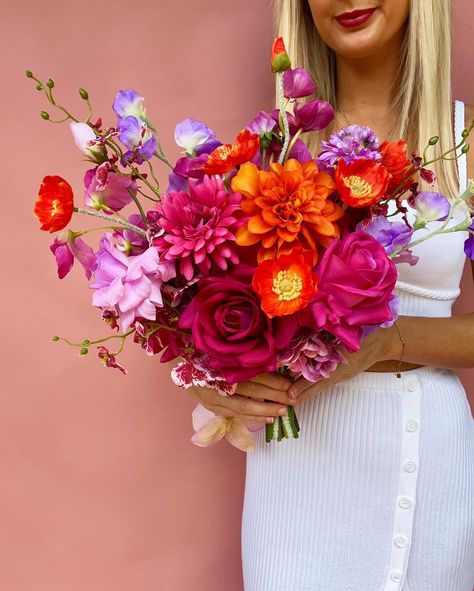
303, 232, 398, 352
179, 266, 293, 383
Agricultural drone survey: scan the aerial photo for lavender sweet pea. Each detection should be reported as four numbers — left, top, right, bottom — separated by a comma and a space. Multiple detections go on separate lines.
174, 119, 218, 156
465, 218, 474, 259
113, 89, 146, 120
357, 216, 413, 255
282, 67, 316, 99
412, 191, 450, 229
318, 124, 381, 167
118, 115, 157, 164
246, 111, 277, 135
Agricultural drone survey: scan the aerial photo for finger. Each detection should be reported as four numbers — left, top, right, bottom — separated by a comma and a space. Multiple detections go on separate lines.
235, 381, 295, 405
250, 372, 292, 391
214, 394, 288, 418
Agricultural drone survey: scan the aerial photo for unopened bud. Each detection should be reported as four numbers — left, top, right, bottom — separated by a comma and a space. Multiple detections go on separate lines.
47, 77, 55, 88
36, 83, 43, 91
26, 70, 33, 78
80, 347, 89, 356
462, 144, 470, 154
79, 88, 89, 100
428, 136, 439, 146
260, 131, 273, 150
462, 128, 470, 138
40, 111, 50, 120
52, 336, 59, 341
81, 339, 91, 346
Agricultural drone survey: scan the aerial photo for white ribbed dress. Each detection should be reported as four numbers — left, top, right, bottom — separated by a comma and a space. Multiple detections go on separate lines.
241, 101, 474, 591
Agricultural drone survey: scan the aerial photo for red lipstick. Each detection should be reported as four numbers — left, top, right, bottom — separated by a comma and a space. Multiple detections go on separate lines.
335, 7, 377, 29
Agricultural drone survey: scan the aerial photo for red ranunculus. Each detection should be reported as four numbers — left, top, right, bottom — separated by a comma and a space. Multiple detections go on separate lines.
335, 158, 391, 208
379, 140, 414, 194
34, 175, 74, 232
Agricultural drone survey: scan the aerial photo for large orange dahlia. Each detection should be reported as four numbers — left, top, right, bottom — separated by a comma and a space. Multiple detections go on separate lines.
231, 159, 343, 263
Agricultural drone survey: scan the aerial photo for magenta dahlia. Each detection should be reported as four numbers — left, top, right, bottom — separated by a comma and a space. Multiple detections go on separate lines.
153, 175, 242, 280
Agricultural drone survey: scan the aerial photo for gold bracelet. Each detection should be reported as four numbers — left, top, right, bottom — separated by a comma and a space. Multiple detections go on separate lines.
393, 321, 406, 379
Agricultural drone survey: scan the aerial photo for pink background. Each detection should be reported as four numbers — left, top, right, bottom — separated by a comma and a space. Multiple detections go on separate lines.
1, 1, 472, 589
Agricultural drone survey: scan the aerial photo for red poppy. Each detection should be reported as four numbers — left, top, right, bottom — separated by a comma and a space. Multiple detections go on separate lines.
202, 129, 260, 175
271, 37, 291, 73
252, 250, 318, 318
34, 175, 74, 232
379, 140, 414, 194
335, 158, 391, 208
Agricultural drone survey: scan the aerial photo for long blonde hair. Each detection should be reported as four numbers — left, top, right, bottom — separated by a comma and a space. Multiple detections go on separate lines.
275, 0, 461, 198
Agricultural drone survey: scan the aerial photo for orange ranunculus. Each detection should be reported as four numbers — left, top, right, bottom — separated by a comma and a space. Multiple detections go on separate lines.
34, 175, 74, 232
379, 140, 414, 194
252, 250, 318, 318
335, 158, 391, 208
232, 158, 343, 264
202, 129, 259, 175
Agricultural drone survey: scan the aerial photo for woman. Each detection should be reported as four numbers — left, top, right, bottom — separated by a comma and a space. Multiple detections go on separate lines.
187, 1, 474, 589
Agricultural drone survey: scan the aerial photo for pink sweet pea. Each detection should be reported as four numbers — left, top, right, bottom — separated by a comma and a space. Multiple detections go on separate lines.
84, 165, 137, 212
50, 230, 96, 279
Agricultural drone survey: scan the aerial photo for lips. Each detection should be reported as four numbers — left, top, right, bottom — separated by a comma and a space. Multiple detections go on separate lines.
335, 7, 377, 28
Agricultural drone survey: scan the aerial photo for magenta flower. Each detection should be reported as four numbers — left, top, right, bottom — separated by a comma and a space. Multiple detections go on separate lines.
90, 234, 175, 331
50, 230, 96, 279
97, 346, 128, 375
84, 166, 137, 212
113, 213, 149, 255
154, 175, 243, 280
357, 216, 413, 255
283, 67, 316, 99
246, 111, 277, 135
293, 100, 334, 132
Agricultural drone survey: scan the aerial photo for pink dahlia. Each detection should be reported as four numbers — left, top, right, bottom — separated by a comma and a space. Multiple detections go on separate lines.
153, 175, 242, 280
278, 329, 345, 382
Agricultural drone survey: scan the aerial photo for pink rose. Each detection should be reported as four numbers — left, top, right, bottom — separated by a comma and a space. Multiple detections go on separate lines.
179, 267, 294, 383
303, 232, 397, 352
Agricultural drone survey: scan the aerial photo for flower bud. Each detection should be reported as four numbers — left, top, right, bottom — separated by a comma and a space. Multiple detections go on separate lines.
428, 136, 439, 145
36, 83, 43, 91
81, 339, 91, 346
26, 70, 33, 78
462, 128, 470, 138
80, 347, 89, 356
462, 144, 470, 154
260, 131, 273, 150
52, 336, 59, 341
271, 37, 291, 73
79, 88, 89, 100
40, 111, 50, 120
47, 78, 55, 88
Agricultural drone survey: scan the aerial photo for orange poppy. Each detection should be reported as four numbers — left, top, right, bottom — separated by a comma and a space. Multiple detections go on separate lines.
231, 158, 343, 264
202, 129, 259, 175
335, 158, 391, 208
252, 250, 318, 318
34, 175, 74, 232
379, 140, 414, 194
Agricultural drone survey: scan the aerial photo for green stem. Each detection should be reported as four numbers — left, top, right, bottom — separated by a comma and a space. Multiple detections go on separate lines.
127, 187, 147, 224
73, 207, 147, 237
54, 328, 136, 348
277, 74, 291, 165
284, 127, 304, 163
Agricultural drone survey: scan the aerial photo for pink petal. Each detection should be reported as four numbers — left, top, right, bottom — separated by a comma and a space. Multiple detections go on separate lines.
191, 417, 228, 447
226, 419, 255, 452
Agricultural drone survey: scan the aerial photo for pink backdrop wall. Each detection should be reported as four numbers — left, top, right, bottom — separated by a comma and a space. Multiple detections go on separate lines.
1, 1, 472, 589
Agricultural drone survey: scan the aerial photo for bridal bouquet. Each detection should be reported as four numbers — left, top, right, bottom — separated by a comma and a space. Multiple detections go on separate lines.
30, 38, 474, 451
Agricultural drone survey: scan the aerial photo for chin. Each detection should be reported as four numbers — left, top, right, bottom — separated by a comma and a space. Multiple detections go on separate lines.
332, 31, 384, 60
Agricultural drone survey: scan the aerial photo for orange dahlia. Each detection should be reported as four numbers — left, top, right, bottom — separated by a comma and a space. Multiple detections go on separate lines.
335, 158, 391, 208
231, 158, 343, 263
34, 175, 74, 232
202, 129, 259, 175
252, 250, 318, 318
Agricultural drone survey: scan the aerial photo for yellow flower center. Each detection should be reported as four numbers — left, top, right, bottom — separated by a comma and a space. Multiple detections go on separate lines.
50, 198, 61, 216
343, 175, 372, 197
272, 270, 303, 301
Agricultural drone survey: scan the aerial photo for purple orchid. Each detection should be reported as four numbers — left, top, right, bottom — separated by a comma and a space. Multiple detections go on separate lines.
357, 216, 413, 255
90, 233, 175, 332
118, 115, 157, 164
113, 89, 146, 120
283, 67, 316, 99
246, 111, 277, 135
318, 124, 381, 167
83, 165, 137, 212
174, 119, 218, 156
50, 230, 96, 279
293, 100, 334, 132
412, 191, 450, 229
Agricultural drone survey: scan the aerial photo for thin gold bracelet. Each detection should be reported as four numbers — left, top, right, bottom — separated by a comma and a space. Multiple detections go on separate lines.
393, 321, 406, 379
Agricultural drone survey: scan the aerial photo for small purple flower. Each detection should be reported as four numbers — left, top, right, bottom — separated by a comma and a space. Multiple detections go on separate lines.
84, 166, 137, 212
174, 119, 217, 155
283, 67, 317, 99
50, 230, 96, 280
412, 191, 450, 230
118, 116, 157, 164
357, 216, 413, 255
293, 100, 334, 132
246, 111, 277, 135
113, 213, 149, 256
318, 124, 381, 167
113, 89, 146, 120
90, 233, 175, 331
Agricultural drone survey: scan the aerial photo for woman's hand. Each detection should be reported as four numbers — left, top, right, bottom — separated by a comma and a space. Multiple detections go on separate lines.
186, 372, 295, 424
287, 327, 397, 403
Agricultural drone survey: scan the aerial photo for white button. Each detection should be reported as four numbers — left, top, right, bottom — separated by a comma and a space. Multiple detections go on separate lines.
405, 419, 419, 432
390, 569, 403, 583
403, 460, 417, 473
398, 496, 413, 509
406, 380, 418, 392
394, 534, 409, 548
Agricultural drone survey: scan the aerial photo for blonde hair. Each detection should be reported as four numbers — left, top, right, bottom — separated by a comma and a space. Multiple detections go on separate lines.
275, 0, 462, 199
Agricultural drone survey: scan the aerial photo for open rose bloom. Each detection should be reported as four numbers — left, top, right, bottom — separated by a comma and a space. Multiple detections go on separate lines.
32, 37, 474, 450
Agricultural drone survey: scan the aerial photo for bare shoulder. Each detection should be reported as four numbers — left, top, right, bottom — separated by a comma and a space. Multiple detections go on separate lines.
464, 103, 474, 179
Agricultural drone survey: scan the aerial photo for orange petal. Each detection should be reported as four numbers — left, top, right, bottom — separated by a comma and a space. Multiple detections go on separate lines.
231, 162, 260, 198
236, 225, 262, 246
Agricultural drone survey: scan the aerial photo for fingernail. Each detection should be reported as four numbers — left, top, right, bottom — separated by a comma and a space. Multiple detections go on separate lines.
278, 407, 287, 415
266, 417, 274, 423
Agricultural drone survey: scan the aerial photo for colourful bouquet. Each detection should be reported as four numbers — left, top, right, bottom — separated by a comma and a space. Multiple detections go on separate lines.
30, 38, 474, 451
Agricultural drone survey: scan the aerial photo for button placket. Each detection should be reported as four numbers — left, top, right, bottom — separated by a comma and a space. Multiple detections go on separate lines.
381, 375, 422, 590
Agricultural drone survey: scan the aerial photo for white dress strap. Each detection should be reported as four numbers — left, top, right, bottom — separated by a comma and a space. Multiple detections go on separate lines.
454, 99, 468, 193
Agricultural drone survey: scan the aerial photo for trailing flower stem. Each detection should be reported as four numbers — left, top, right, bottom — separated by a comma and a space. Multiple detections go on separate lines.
73, 207, 147, 237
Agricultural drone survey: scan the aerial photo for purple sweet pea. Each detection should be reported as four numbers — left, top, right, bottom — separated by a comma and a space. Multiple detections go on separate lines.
412, 191, 450, 229
293, 100, 334, 132
246, 111, 277, 135
174, 119, 217, 155
357, 216, 413, 255
118, 115, 157, 164
90, 233, 175, 332
113, 89, 146, 119
318, 124, 381, 167
84, 166, 137, 212
51, 230, 96, 279
283, 67, 317, 99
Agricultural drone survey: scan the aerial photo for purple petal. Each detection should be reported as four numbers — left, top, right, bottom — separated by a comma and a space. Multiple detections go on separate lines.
464, 235, 474, 259
246, 111, 277, 135
113, 89, 146, 119
413, 192, 451, 228
283, 67, 317, 99
174, 118, 216, 154
68, 236, 97, 280
50, 238, 74, 279
294, 100, 334, 132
